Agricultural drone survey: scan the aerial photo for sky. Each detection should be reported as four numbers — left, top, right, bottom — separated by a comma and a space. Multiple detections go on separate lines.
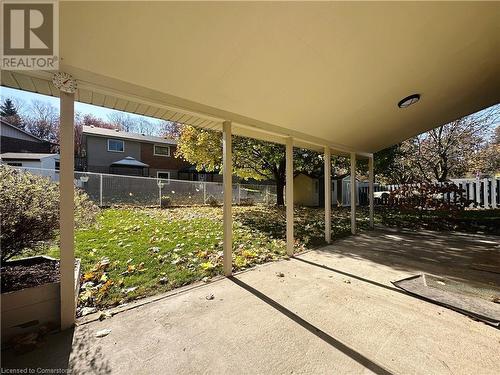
0, 86, 163, 126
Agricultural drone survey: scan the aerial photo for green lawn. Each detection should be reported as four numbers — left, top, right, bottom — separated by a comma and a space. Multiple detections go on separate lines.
45, 205, 498, 310
47, 206, 371, 309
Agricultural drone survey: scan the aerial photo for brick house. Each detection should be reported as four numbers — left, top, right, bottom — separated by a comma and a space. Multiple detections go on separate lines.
82, 125, 190, 179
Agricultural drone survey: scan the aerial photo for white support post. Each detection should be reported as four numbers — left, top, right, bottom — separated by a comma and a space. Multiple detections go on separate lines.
286, 137, 294, 256
324, 146, 331, 243
492, 178, 497, 209
368, 155, 374, 229
203, 181, 207, 204
99, 173, 103, 207
59, 91, 75, 330
222, 121, 233, 276
475, 180, 481, 207
483, 178, 489, 209
350, 152, 356, 235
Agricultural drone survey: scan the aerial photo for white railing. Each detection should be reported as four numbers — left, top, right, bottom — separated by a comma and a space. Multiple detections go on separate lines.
5, 166, 277, 207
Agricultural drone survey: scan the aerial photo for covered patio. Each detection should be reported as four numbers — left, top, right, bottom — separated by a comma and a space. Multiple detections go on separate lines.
3, 228, 499, 374
1, 2, 499, 372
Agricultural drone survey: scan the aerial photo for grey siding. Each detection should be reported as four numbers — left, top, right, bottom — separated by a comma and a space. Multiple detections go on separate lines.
86, 135, 142, 169
1, 122, 41, 141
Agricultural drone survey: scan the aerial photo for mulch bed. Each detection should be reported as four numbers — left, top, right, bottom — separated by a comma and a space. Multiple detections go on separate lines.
1, 257, 60, 293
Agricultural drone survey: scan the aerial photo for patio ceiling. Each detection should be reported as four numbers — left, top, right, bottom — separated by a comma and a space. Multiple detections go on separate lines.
2, 2, 500, 155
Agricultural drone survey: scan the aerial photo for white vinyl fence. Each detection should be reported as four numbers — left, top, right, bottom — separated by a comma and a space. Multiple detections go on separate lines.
7, 166, 277, 207
358, 177, 500, 209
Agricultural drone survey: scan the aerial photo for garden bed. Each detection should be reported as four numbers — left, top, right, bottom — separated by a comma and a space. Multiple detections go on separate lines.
1, 256, 81, 344
1, 256, 60, 293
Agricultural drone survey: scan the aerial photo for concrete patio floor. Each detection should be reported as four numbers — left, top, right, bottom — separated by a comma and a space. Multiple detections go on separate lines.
2, 227, 499, 374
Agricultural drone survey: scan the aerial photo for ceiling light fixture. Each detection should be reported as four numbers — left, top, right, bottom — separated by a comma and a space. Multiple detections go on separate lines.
398, 94, 420, 108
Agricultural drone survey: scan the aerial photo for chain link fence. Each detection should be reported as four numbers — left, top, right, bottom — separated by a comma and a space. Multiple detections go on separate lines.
6, 166, 277, 207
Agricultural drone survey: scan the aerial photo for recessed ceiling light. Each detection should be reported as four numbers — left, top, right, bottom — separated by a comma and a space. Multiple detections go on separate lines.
398, 94, 421, 108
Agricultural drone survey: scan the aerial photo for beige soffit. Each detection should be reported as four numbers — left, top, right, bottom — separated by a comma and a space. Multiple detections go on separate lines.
3, 1, 500, 155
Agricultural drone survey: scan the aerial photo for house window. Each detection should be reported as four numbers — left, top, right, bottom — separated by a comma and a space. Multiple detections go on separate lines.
154, 145, 170, 157
157, 171, 170, 180
7, 162, 22, 167
107, 139, 124, 152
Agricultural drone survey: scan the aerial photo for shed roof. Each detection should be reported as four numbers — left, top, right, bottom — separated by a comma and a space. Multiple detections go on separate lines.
0, 153, 59, 160
111, 156, 149, 168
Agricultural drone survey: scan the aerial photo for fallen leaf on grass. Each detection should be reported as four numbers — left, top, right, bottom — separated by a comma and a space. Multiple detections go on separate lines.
200, 262, 215, 271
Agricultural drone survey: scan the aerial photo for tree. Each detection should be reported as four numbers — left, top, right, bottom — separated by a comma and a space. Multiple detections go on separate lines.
108, 112, 133, 132
176, 125, 339, 205
473, 124, 500, 176
376, 105, 500, 183
159, 120, 182, 139
374, 143, 419, 184
23, 100, 59, 144
0, 98, 23, 128
107, 112, 160, 135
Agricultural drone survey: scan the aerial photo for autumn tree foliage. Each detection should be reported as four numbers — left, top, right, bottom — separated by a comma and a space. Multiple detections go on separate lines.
378, 105, 500, 183
176, 125, 335, 205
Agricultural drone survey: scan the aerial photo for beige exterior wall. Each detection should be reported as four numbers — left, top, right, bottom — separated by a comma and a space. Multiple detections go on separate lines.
293, 173, 319, 207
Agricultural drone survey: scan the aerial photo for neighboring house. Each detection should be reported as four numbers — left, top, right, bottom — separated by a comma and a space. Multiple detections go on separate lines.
82, 125, 190, 178
0, 152, 60, 181
0, 119, 53, 153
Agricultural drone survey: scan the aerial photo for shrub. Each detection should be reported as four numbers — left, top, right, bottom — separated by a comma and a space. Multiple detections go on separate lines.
0, 166, 99, 262
389, 182, 470, 211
